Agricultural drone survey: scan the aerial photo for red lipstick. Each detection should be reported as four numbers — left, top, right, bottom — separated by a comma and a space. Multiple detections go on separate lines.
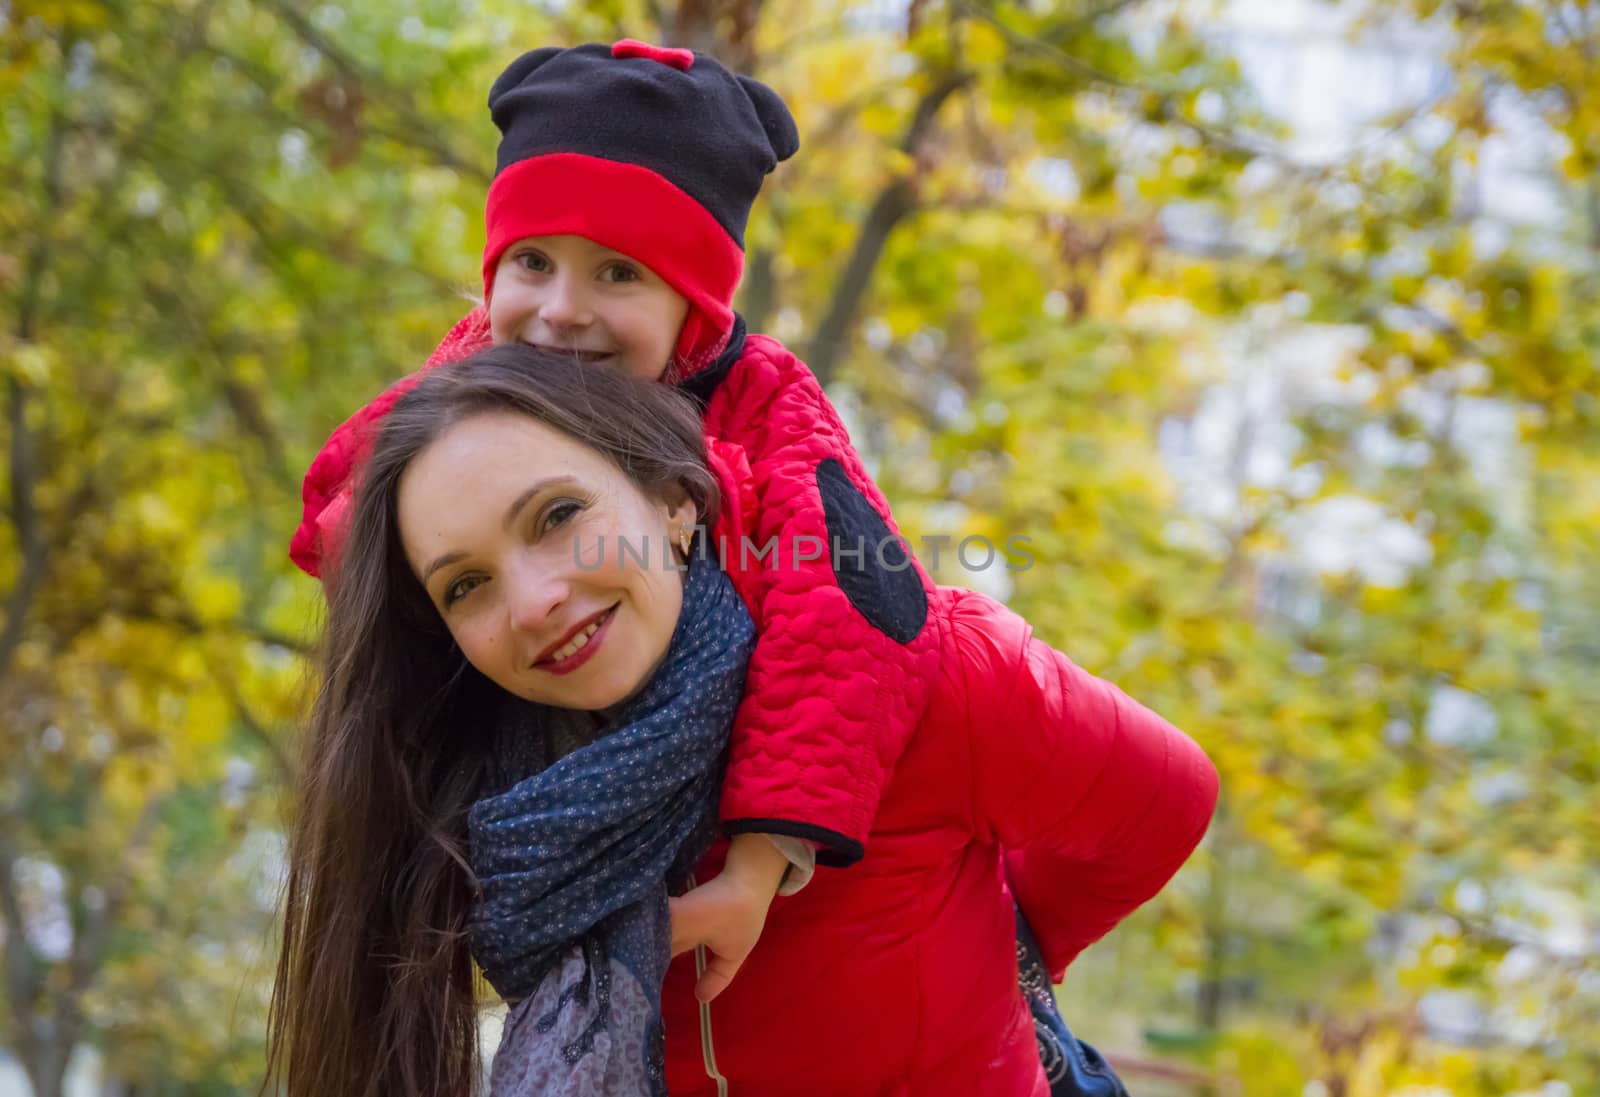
533, 605, 617, 676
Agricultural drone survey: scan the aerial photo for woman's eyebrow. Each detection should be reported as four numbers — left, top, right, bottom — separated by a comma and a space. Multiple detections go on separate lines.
501, 476, 572, 531
421, 550, 467, 584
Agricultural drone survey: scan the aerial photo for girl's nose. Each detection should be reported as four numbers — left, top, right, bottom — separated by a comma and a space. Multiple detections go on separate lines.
538, 273, 592, 331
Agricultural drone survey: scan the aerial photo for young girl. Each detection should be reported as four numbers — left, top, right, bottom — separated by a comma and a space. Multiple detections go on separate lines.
269, 347, 1218, 1096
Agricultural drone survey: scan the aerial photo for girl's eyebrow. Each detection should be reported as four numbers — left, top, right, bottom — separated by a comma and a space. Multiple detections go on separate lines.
420, 476, 576, 583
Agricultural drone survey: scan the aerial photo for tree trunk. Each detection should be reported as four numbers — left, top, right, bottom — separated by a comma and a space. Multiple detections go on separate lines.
805, 177, 918, 386
737, 246, 778, 334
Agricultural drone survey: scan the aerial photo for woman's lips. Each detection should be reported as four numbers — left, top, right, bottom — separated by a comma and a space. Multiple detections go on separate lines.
534, 605, 617, 676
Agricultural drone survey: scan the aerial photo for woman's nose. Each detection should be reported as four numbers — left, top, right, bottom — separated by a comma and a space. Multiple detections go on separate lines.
504, 562, 570, 635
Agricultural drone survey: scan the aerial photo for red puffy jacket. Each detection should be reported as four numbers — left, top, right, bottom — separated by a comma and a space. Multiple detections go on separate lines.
660, 582, 1220, 1096
291, 308, 940, 865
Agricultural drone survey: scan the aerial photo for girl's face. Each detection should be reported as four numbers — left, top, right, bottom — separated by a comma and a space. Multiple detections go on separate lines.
397, 410, 693, 711
487, 234, 690, 381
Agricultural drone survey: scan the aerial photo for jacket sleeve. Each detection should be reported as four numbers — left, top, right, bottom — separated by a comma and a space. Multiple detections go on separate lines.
289, 307, 492, 577
703, 336, 942, 866
952, 594, 1218, 980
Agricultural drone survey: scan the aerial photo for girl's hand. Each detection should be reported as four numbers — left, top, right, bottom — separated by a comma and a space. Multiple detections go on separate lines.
668, 833, 789, 1003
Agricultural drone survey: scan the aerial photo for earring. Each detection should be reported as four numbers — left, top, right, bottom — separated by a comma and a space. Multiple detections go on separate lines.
678, 526, 693, 556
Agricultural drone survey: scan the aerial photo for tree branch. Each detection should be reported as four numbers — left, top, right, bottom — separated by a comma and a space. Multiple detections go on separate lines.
958, 0, 1297, 163
118, 607, 312, 656
664, 0, 764, 71
70, 0, 220, 239
209, 661, 295, 784
956, 0, 1132, 86
1, 381, 48, 685
1102, 1051, 1212, 1086
51, 797, 169, 1091
256, 0, 490, 182
0, 822, 45, 1086
807, 70, 975, 385
1055, 0, 1149, 35
1, 82, 72, 685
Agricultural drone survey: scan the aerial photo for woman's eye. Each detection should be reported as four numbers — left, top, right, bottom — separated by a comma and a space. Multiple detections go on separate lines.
540, 500, 583, 534
602, 263, 640, 283
443, 574, 486, 607
518, 251, 551, 273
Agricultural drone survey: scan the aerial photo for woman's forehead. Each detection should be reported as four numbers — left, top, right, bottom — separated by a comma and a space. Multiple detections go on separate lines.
395, 410, 645, 542
419, 411, 591, 477
397, 415, 581, 541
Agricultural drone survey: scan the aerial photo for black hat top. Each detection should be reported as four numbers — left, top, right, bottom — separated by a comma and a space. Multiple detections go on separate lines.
487, 40, 800, 248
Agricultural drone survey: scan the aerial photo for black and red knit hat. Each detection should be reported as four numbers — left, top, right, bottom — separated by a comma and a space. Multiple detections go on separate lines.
482, 40, 799, 365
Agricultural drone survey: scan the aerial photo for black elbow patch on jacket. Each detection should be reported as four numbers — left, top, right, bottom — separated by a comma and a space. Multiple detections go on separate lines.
816, 458, 927, 644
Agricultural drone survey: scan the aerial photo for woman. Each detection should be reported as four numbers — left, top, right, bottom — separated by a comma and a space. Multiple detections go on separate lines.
267, 346, 1218, 1097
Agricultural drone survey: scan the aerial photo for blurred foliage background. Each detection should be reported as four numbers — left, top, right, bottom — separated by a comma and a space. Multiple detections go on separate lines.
2, 0, 1596, 1094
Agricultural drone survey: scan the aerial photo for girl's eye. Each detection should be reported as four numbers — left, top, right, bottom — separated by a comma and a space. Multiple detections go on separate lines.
540, 499, 584, 534
443, 573, 486, 608
602, 263, 640, 283
517, 251, 551, 273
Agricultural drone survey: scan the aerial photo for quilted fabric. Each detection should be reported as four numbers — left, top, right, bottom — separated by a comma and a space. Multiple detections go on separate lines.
699, 334, 940, 862
659, 585, 1220, 1096
289, 314, 939, 865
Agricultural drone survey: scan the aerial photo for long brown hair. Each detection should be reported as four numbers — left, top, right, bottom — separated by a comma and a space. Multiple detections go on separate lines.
266, 346, 720, 1097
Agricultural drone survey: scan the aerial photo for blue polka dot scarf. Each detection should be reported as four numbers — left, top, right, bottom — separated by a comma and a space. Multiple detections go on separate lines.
469, 553, 755, 1096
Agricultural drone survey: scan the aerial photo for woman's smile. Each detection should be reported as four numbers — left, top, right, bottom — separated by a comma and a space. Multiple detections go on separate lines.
533, 604, 618, 675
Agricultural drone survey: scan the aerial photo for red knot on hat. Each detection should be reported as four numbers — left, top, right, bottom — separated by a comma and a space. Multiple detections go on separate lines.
610, 38, 694, 70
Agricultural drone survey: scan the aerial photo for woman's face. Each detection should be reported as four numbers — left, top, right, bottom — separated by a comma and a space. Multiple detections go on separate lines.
397, 410, 691, 711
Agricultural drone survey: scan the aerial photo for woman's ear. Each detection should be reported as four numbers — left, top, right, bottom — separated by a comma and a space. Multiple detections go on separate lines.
662, 481, 697, 523
668, 496, 700, 535
664, 486, 700, 560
